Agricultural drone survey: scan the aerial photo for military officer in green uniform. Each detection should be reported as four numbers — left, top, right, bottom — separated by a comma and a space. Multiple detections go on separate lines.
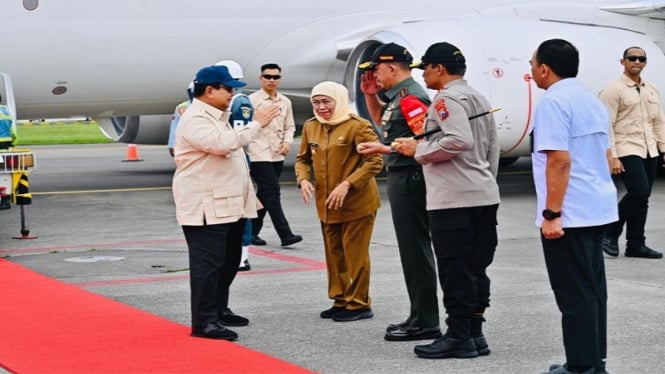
357, 43, 441, 342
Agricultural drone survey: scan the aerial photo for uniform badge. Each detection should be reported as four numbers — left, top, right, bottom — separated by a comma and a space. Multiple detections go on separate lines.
398, 88, 409, 98
309, 142, 318, 156
434, 98, 449, 121
381, 106, 393, 125
242, 107, 251, 119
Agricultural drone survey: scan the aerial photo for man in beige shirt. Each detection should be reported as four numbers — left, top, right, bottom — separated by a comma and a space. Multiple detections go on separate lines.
599, 46, 665, 259
248, 63, 302, 247
173, 65, 279, 340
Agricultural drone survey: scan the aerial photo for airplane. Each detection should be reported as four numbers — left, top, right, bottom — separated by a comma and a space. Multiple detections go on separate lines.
2, 0, 665, 166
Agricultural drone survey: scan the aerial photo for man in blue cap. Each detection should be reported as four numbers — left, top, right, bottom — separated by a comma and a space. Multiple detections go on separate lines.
172, 65, 280, 340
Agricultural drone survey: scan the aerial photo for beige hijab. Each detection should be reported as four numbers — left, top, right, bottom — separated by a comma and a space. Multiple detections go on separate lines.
310, 81, 352, 125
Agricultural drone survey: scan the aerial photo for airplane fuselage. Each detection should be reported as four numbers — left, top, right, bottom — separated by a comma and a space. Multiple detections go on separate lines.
2, 0, 665, 157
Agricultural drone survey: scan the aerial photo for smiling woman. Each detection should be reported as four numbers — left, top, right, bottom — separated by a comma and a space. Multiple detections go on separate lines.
15, 121, 113, 145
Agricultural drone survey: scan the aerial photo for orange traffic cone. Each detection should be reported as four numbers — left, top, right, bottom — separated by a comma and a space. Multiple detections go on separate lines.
122, 144, 143, 162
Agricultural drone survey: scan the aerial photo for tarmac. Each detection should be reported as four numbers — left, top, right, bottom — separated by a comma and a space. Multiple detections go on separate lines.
1, 143, 664, 374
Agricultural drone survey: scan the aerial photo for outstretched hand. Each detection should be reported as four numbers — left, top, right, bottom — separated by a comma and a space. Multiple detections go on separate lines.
254, 104, 280, 128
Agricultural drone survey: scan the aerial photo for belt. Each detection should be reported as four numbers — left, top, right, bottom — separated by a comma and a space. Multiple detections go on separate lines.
386, 165, 422, 173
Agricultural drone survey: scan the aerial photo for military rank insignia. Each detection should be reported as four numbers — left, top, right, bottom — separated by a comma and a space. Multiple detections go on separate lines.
398, 87, 409, 98
434, 98, 449, 121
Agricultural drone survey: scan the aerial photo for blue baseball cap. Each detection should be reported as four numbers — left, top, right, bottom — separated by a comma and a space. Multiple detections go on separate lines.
193, 65, 246, 88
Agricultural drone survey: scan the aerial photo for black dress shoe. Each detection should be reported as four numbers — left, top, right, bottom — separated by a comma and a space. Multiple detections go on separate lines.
251, 236, 267, 246
625, 245, 663, 259
473, 334, 490, 356
332, 308, 373, 322
602, 236, 619, 257
219, 309, 249, 326
544, 364, 596, 374
238, 259, 251, 272
281, 234, 302, 247
320, 306, 346, 319
384, 326, 442, 341
386, 320, 409, 332
191, 322, 238, 341
414, 335, 479, 359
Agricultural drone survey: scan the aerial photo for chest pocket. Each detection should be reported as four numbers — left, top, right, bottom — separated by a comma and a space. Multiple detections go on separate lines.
647, 93, 660, 121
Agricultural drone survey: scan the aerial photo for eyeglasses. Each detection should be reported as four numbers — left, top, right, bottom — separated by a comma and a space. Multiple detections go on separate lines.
261, 74, 282, 80
625, 55, 647, 63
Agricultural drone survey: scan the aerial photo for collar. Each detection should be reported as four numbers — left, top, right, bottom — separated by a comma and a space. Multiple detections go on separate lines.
546, 77, 578, 93
384, 77, 417, 101
442, 78, 467, 90
256, 88, 281, 101
619, 73, 643, 88
191, 98, 225, 120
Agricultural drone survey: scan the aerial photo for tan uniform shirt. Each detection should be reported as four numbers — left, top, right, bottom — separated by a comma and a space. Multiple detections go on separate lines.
172, 99, 261, 226
248, 89, 296, 162
295, 114, 383, 224
599, 74, 665, 158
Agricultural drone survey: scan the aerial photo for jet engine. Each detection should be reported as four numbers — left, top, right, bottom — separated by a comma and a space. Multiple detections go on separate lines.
95, 114, 172, 145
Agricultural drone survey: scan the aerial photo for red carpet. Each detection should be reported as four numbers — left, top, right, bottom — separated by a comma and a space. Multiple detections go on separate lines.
0, 259, 313, 374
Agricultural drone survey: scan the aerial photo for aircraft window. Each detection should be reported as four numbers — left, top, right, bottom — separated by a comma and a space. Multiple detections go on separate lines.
52, 86, 67, 95
23, 0, 38, 11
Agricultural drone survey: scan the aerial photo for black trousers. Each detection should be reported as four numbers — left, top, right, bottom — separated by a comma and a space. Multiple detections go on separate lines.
607, 155, 659, 247
182, 219, 244, 329
429, 204, 498, 337
541, 225, 607, 370
386, 167, 439, 328
250, 161, 293, 240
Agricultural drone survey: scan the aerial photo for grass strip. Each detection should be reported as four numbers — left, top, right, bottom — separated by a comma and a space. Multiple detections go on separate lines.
15, 121, 113, 145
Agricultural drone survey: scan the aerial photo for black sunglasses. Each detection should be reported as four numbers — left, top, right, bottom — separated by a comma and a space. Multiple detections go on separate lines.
261, 74, 282, 80
215, 84, 234, 93
625, 55, 647, 62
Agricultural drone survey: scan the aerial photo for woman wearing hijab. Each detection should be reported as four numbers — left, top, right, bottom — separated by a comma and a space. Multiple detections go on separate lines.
295, 81, 384, 322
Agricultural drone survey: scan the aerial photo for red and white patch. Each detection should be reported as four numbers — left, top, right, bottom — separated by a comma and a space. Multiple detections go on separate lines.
434, 98, 449, 121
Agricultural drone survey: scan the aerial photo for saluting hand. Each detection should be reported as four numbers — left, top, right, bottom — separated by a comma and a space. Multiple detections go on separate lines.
360, 71, 380, 95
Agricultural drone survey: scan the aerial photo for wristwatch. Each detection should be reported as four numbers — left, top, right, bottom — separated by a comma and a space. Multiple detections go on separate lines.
542, 209, 561, 220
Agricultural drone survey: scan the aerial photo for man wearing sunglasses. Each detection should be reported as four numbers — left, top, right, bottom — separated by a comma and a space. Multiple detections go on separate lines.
599, 47, 665, 259
248, 63, 302, 248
